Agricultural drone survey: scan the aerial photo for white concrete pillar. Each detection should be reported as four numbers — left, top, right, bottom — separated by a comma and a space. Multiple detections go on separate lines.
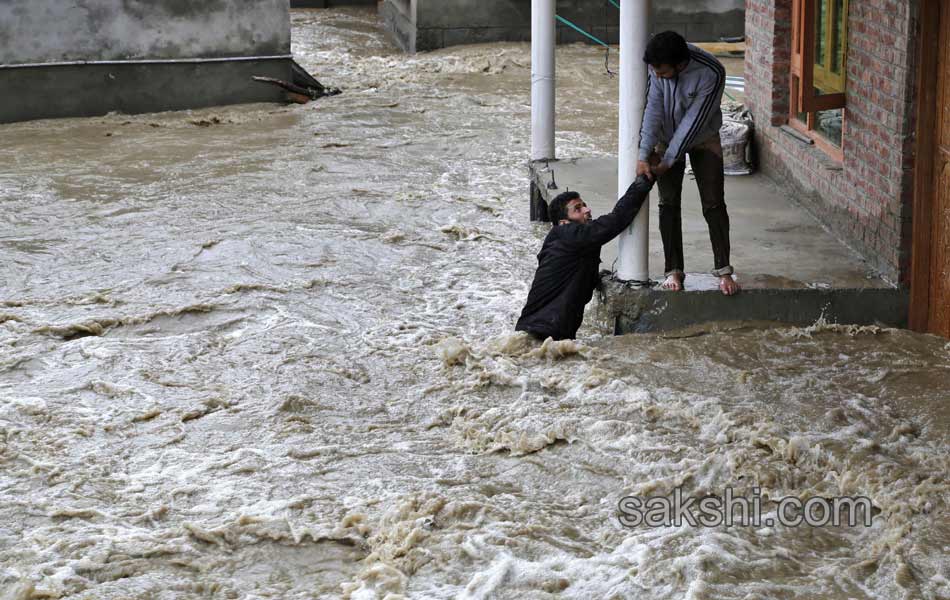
616, 0, 651, 282
531, 0, 556, 161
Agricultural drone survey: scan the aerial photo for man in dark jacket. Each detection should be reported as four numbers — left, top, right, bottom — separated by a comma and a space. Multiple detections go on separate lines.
516, 175, 654, 340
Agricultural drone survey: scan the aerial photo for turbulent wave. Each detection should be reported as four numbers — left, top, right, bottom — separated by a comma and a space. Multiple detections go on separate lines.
0, 7, 946, 600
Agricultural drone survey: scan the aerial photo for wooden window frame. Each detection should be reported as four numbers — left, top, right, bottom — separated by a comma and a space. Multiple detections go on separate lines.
789, 0, 848, 161
909, 0, 941, 330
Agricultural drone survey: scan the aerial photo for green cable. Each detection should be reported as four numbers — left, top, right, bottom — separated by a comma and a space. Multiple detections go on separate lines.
565, 1, 738, 102
555, 14, 610, 48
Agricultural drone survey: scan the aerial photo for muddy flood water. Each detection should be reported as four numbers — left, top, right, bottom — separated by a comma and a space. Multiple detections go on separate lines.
1, 8, 948, 600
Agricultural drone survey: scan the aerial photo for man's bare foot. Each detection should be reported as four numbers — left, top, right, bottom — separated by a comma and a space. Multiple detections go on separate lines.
661, 272, 685, 291
719, 274, 740, 296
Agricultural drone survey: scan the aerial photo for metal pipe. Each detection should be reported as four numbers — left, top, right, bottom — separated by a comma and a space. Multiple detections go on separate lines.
616, 0, 651, 282
531, 0, 556, 162
0, 55, 293, 70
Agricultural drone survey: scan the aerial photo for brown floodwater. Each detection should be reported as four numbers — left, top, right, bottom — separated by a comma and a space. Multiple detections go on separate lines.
0, 8, 947, 600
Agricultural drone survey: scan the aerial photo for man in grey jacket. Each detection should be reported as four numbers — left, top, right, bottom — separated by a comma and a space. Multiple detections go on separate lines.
636, 31, 740, 295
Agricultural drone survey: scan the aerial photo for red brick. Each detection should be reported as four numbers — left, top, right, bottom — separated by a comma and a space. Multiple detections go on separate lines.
745, 0, 918, 283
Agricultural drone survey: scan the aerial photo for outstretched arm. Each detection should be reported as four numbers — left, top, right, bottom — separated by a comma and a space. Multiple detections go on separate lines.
561, 176, 654, 249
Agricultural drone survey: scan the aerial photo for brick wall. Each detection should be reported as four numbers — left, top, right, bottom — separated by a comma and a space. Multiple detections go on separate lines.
744, 0, 919, 285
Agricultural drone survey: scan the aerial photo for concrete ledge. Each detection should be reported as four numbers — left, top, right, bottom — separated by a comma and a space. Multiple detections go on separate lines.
0, 59, 290, 123
599, 279, 909, 334
291, 0, 376, 6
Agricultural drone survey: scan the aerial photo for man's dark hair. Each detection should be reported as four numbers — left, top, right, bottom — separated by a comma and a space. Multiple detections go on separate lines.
642, 31, 690, 67
548, 191, 581, 226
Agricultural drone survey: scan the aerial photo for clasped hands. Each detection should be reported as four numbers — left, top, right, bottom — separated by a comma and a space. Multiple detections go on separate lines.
636, 152, 669, 181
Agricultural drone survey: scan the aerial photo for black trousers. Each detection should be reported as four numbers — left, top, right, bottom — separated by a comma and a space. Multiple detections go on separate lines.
656, 134, 733, 276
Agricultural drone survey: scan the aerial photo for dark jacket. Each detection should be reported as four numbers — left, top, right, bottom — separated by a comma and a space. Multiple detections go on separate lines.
516, 176, 654, 340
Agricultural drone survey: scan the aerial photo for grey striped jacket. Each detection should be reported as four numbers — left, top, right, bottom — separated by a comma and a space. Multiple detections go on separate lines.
637, 44, 726, 168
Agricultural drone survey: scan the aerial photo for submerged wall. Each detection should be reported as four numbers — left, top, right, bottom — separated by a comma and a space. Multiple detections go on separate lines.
381, 0, 744, 53
0, 0, 292, 123
291, 0, 376, 6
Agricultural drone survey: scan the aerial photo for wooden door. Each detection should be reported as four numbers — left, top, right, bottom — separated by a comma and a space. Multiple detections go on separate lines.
929, 6, 950, 336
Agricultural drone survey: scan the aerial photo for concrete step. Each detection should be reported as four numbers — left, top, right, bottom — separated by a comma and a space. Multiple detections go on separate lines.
600, 278, 907, 334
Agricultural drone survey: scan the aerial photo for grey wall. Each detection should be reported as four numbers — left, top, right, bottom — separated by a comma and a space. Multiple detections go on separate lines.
653, 0, 745, 43
382, 0, 744, 52
291, 0, 376, 6
0, 60, 289, 124
416, 0, 529, 29
0, 0, 292, 123
380, 1, 417, 52
0, 0, 291, 65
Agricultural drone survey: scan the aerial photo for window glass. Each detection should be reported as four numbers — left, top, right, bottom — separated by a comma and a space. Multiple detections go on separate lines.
831, 0, 845, 72
815, 0, 827, 67
814, 0, 848, 96
815, 108, 843, 147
